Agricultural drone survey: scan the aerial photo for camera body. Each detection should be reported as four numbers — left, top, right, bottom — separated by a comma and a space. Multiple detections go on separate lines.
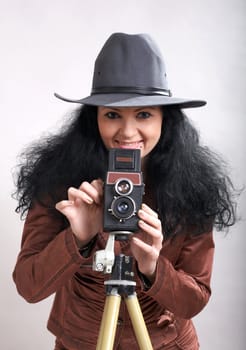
103, 148, 144, 233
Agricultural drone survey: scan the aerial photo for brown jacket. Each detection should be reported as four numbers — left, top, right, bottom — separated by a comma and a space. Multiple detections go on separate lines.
13, 203, 214, 349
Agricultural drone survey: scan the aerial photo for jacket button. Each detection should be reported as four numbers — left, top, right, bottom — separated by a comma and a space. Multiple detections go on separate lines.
117, 318, 123, 326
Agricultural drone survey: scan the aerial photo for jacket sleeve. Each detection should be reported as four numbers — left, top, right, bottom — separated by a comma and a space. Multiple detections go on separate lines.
13, 202, 86, 303
145, 231, 215, 319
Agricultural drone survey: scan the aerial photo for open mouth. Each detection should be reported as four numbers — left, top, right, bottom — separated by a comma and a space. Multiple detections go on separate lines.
115, 141, 143, 149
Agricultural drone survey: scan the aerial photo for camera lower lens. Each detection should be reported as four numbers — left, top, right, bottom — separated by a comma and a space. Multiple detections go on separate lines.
117, 201, 130, 214
111, 196, 136, 220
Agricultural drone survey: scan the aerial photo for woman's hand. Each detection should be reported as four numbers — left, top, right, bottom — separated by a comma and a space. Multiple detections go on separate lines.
130, 203, 163, 282
55, 179, 104, 247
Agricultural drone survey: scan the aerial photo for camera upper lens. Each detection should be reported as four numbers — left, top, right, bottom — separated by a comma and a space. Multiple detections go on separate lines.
115, 178, 133, 196
111, 196, 136, 220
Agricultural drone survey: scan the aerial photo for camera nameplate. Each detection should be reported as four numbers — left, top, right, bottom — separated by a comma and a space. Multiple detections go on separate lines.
107, 172, 142, 185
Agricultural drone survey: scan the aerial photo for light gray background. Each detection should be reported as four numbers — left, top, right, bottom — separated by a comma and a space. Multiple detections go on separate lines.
1, 0, 245, 349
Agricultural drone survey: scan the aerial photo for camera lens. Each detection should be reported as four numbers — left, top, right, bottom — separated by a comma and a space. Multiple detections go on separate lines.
115, 178, 133, 195
117, 201, 130, 214
111, 196, 136, 220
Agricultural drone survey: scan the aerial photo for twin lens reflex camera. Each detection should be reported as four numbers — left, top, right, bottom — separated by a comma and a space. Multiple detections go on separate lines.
103, 148, 145, 234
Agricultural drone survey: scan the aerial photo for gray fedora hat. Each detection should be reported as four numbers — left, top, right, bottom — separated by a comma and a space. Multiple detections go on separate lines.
55, 33, 206, 108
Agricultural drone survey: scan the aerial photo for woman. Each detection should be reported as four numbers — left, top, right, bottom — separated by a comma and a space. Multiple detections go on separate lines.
13, 33, 236, 349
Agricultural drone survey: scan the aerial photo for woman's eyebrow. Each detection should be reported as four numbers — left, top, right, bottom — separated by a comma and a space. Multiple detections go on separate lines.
134, 107, 157, 111
100, 107, 121, 112
99, 106, 158, 113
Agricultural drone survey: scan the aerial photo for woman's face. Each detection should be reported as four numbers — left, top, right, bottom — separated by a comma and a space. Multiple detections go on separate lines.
97, 106, 163, 161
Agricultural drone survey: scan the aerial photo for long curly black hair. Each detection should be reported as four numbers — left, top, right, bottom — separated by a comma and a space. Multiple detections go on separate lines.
13, 105, 237, 238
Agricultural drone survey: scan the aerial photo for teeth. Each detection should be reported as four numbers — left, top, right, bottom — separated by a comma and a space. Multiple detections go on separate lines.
118, 142, 143, 149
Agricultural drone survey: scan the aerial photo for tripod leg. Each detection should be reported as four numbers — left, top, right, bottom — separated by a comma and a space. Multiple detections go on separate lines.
125, 294, 153, 350
96, 292, 121, 350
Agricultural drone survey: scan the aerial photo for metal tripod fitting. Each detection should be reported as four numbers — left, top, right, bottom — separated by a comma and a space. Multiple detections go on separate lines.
93, 233, 116, 274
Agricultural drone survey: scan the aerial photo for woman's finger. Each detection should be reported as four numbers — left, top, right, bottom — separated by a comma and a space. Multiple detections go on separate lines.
79, 180, 102, 204
55, 200, 74, 211
131, 236, 154, 255
138, 220, 163, 247
68, 186, 94, 204
137, 205, 163, 249
90, 179, 104, 203
141, 203, 158, 218
138, 208, 161, 229
55, 200, 78, 220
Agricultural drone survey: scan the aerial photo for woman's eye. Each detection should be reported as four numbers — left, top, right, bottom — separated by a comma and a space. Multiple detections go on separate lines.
105, 112, 119, 119
137, 111, 151, 119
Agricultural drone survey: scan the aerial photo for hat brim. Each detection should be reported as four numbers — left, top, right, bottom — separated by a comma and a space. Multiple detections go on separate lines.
54, 92, 206, 109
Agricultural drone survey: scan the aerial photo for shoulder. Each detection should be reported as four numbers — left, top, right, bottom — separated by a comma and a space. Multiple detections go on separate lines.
162, 229, 214, 261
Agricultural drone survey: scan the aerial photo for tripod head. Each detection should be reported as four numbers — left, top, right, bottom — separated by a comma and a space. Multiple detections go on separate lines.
92, 231, 153, 349
92, 231, 132, 274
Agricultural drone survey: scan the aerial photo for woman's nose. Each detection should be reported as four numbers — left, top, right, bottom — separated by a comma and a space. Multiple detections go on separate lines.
119, 119, 137, 138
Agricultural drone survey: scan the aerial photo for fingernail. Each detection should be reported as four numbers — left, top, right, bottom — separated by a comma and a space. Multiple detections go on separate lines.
69, 187, 76, 193
138, 220, 145, 226
138, 209, 144, 217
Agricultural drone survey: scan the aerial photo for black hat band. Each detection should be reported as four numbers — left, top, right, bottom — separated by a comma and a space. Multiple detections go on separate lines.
91, 86, 172, 97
